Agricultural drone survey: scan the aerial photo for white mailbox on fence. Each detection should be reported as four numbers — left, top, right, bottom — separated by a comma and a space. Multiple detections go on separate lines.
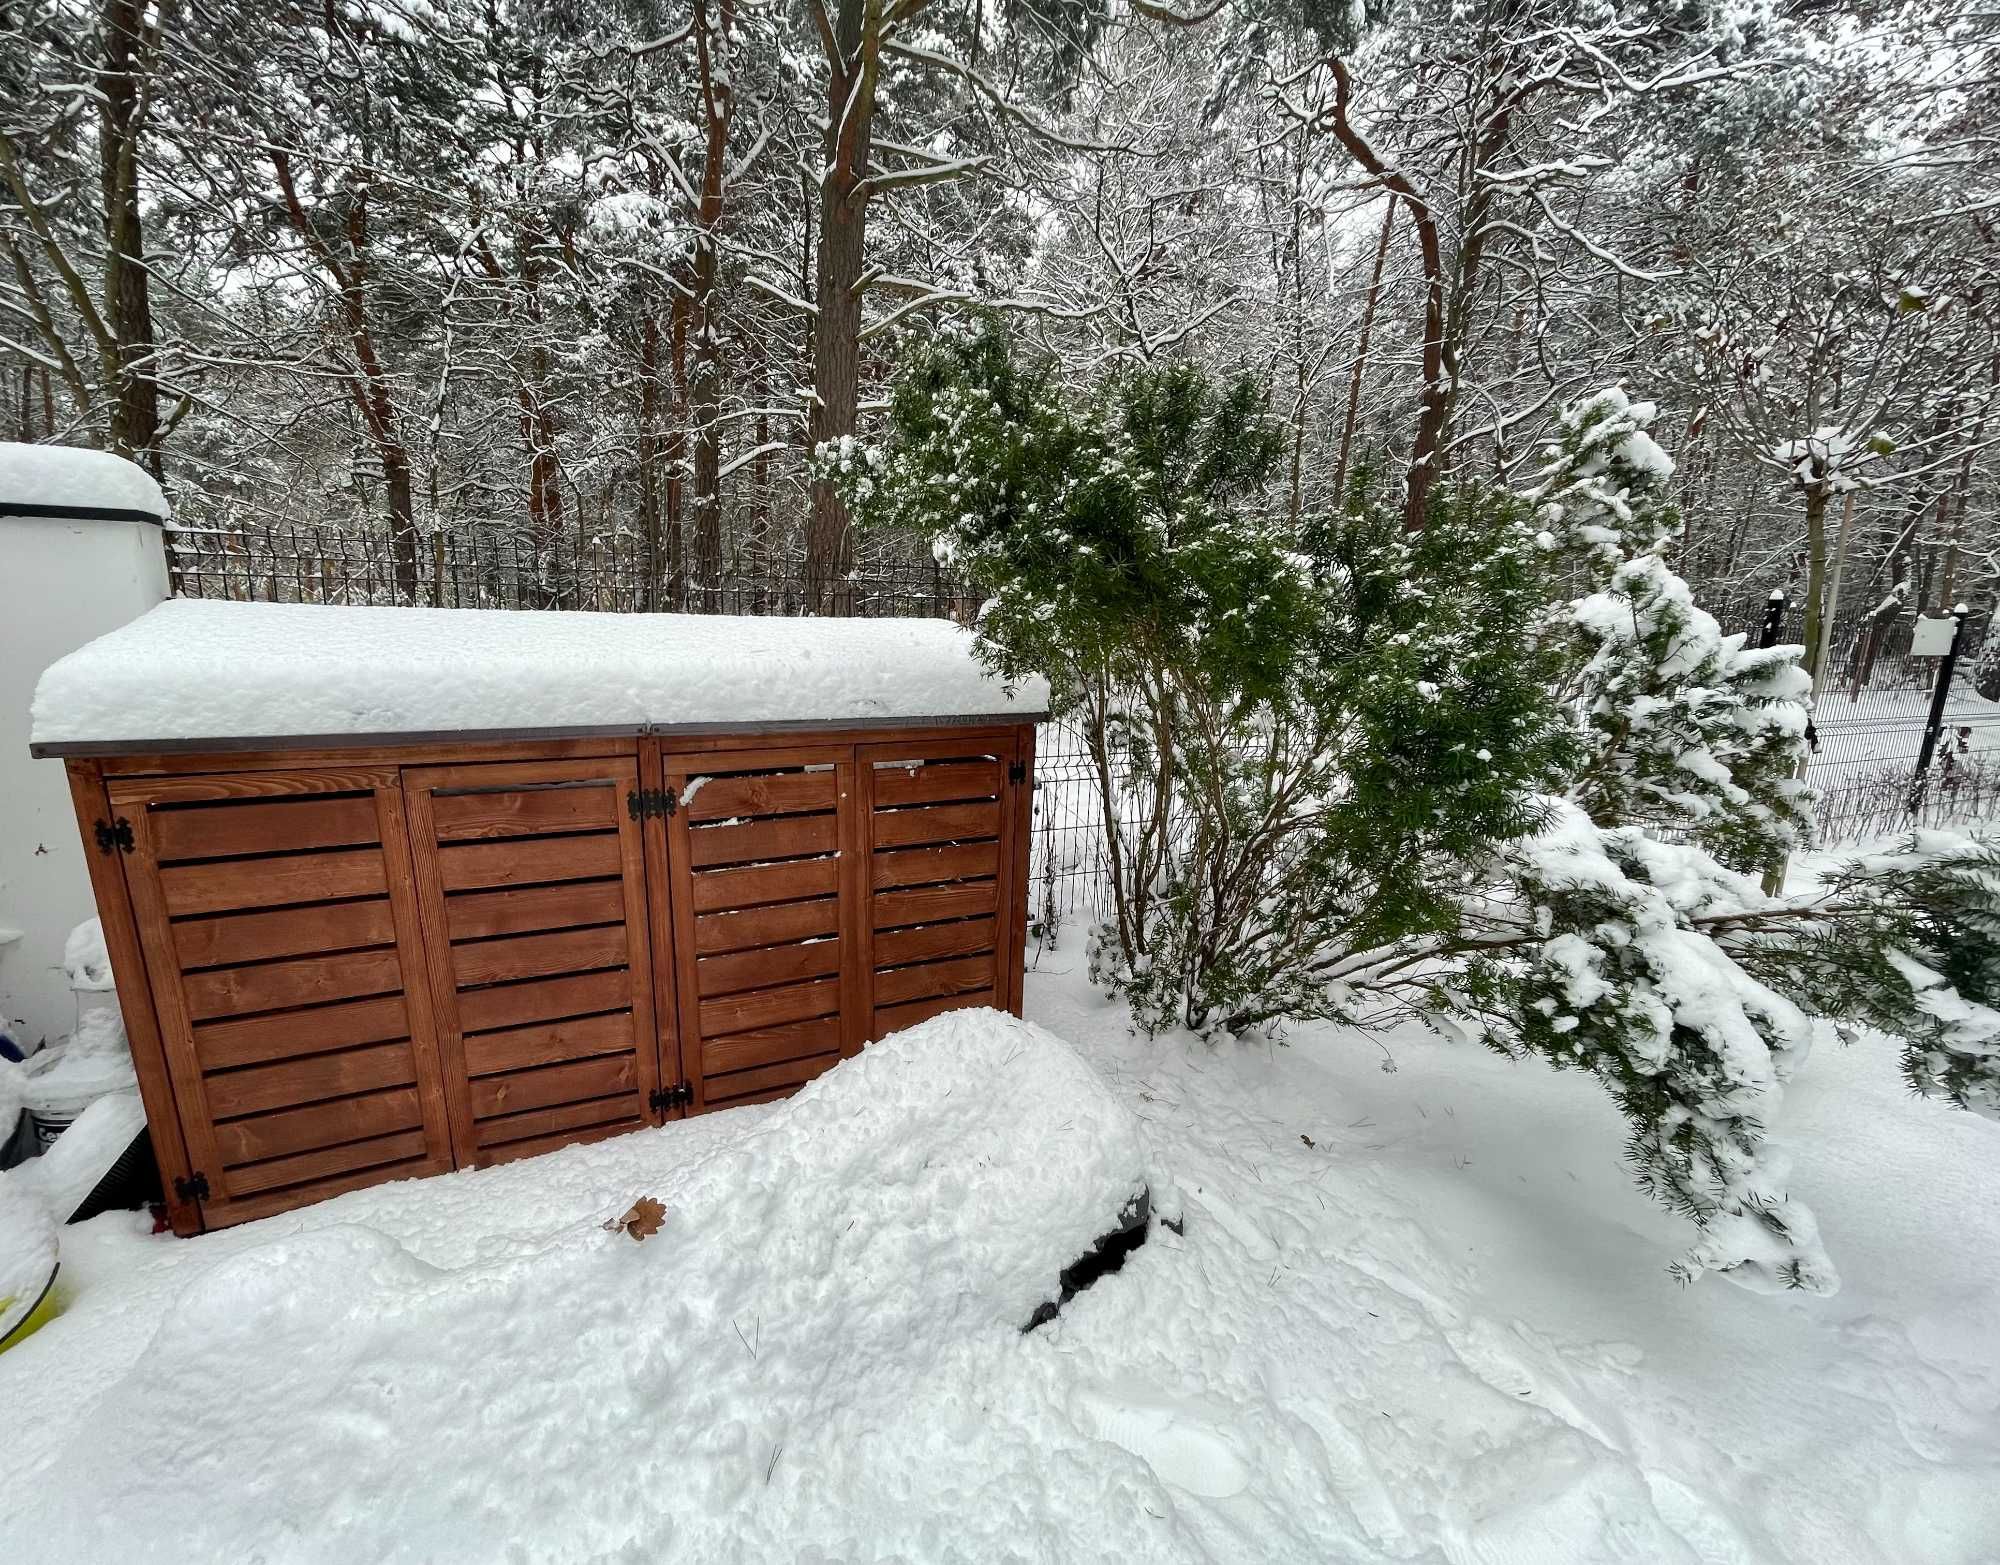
1909, 616, 1960, 658
0, 444, 169, 1054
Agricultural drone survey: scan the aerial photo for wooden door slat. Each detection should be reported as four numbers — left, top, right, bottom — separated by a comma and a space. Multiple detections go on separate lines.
194, 992, 411, 1072
870, 842, 999, 891
476, 1094, 641, 1150
430, 785, 619, 840
205, 1041, 418, 1120
682, 770, 838, 822
874, 917, 997, 972
460, 1011, 637, 1077
456, 968, 631, 1034
202, 1156, 437, 1227
149, 794, 382, 862
160, 847, 387, 916
450, 925, 629, 989
183, 946, 406, 1022
875, 988, 996, 1036
470, 1055, 638, 1120
870, 759, 1002, 808
693, 898, 840, 956
223, 1128, 432, 1198
173, 898, 399, 971
706, 1051, 840, 1104
871, 881, 997, 931
687, 811, 837, 868
691, 855, 838, 912
697, 937, 842, 998
212, 1085, 422, 1166
870, 800, 1002, 850
437, 831, 623, 891
873, 955, 994, 1009
444, 879, 627, 941
701, 1016, 842, 1078
480, 1115, 641, 1166
698, 976, 839, 1038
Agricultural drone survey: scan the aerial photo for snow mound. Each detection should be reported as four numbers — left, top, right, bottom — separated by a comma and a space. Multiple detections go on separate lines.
6, 1009, 1153, 1562
30, 599, 1049, 746
0, 441, 168, 519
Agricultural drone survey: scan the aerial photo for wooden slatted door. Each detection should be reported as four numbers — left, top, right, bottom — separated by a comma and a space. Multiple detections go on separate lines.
402, 760, 663, 1167
662, 748, 860, 1112
862, 735, 1029, 1039
109, 769, 455, 1228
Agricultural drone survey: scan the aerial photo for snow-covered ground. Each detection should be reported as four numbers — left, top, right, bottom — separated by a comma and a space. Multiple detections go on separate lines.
4, 946, 1997, 1563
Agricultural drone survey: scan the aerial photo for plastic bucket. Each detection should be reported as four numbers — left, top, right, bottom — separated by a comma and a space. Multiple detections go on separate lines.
0, 1262, 61, 1355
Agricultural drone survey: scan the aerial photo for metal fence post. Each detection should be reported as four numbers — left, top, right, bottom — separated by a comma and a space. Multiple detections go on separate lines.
1759, 588, 1786, 649
1909, 603, 1970, 818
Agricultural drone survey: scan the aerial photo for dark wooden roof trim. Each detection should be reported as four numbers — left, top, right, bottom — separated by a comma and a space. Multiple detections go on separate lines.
29, 709, 1049, 760
2, 502, 167, 525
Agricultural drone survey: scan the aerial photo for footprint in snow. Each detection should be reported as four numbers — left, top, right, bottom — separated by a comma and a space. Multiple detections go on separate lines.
1075, 1379, 1253, 1500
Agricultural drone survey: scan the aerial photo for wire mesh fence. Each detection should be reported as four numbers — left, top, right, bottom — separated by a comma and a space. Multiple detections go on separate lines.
164, 520, 980, 620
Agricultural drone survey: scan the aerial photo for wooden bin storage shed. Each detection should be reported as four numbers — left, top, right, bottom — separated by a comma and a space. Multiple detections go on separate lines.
31, 601, 1048, 1236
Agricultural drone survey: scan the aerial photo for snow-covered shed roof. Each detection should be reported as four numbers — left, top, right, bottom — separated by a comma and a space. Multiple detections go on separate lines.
0, 442, 168, 522
30, 600, 1048, 753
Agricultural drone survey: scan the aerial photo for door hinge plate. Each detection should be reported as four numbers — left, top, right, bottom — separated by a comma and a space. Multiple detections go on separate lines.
173, 1171, 210, 1203
649, 1082, 694, 1116
94, 817, 136, 855
1007, 760, 1026, 785
626, 787, 678, 821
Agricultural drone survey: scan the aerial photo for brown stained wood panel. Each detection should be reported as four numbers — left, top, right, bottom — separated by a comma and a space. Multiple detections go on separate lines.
873, 955, 994, 1010
108, 767, 400, 802
703, 1083, 801, 1111
182, 946, 406, 1022
194, 993, 411, 1073
223, 1129, 432, 1198
871, 759, 1002, 808
444, 879, 627, 941
456, 969, 631, 1035
706, 1051, 840, 1104
691, 856, 838, 913
870, 800, 1002, 850
870, 842, 999, 891
437, 831, 623, 892
469, 1055, 637, 1120
874, 917, 998, 971
430, 784, 619, 840
201, 1157, 437, 1228
476, 1094, 641, 1151
696, 938, 841, 998
160, 847, 386, 917
212, 1085, 422, 1166
687, 811, 837, 869
683, 770, 836, 822
693, 898, 840, 956
871, 881, 997, 931
205, 1041, 418, 1121
700, 1016, 843, 1077
173, 898, 399, 971
698, 977, 839, 1038
875, 987, 998, 1037
450, 925, 629, 989
480, 1116, 641, 1167
461, 1011, 636, 1078
149, 794, 383, 862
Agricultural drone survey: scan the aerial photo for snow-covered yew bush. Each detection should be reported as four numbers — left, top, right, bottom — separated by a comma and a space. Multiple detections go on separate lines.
836, 330, 2000, 1293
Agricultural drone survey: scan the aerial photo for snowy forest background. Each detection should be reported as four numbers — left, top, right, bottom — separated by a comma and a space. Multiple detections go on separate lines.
3, 0, 1997, 636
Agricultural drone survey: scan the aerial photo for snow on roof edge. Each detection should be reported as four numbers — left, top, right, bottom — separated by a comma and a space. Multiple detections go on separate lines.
0, 441, 169, 521
31, 599, 1050, 748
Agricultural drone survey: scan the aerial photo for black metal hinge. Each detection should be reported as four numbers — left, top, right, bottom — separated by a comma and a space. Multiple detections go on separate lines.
626, 787, 678, 821
173, 1171, 210, 1203
649, 1082, 693, 1116
1007, 760, 1026, 785
94, 817, 136, 855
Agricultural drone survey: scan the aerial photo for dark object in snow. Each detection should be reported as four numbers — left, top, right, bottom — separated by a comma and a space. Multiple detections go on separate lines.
68, 1124, 162, 1223
1023, 1186, 1152, 1332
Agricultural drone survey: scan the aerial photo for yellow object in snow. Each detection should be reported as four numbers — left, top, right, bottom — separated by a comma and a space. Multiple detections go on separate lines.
0, 1262, 62, 1354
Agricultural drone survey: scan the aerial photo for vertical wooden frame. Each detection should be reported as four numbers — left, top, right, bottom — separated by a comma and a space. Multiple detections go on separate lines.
65, 761, 203, 1235
838, 755, 872, 1056
373, 782, 460, 1173
638, 738, 688, 1114
1006, 725, 1035, 1017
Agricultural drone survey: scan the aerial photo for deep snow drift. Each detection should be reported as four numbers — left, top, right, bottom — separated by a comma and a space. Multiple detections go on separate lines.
4, 952, 1997, 1564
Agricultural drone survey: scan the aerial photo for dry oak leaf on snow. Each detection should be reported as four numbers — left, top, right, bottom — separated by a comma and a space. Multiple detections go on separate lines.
605, 1196, 666, 1241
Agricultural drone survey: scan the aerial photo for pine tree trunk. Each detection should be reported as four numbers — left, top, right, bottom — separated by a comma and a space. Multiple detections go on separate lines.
98, 0, 160, 477
638, 312, 663, 611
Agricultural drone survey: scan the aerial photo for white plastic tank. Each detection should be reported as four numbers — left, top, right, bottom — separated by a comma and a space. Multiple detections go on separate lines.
0, 444, 169, 1055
